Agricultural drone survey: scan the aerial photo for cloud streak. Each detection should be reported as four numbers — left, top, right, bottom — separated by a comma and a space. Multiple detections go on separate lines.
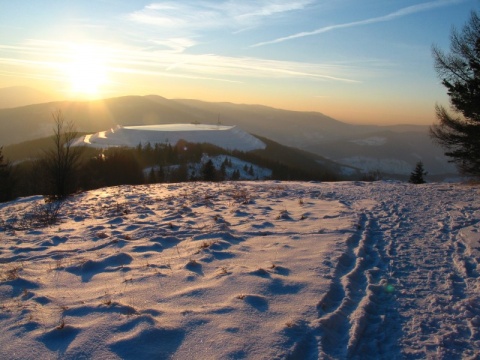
251, 0, 466, 47
129, 0, 314, 31
0, 39, 360, 87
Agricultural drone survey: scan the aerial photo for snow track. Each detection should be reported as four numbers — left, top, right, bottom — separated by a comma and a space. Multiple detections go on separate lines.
315, 182, 480, 359
377, 185, 480, 359
313, 210, 402, 359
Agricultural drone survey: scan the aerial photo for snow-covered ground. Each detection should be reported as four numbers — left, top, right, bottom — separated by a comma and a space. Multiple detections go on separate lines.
74, 124, 266, 152
0, 181, 479, 359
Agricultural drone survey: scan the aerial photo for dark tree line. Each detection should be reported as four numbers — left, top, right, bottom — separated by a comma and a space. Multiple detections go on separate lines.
1, 136, 264, 202
1, 109, 345, 203
80, 149, 145, 189
2, 138, 342, 202
0, 146, 16, 202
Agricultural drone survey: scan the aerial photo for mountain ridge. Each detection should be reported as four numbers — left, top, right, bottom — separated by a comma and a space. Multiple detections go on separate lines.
0, 92, 454, 177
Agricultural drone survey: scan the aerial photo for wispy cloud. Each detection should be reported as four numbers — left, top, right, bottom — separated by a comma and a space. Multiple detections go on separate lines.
128, 1, 314, 41
230, 0, 314, 23
0, 39, 360, 86
148, 38, 198, 54
130, 1, 313, 27
129, 2, 219, 30
251, 0, 466, 47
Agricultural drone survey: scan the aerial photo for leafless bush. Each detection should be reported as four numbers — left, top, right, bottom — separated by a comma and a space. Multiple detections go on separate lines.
1, 197, 64, 230
100, 200, 130, 217
230, 188, 251, 204
25, 198, 64, 228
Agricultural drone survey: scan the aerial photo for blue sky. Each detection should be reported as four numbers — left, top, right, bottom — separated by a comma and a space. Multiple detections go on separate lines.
0, 0, 478, 124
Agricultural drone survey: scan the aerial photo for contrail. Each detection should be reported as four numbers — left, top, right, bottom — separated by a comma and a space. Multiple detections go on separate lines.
251, 0, 466, 47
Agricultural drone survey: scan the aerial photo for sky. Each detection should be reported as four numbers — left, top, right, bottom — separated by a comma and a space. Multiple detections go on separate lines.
0, 0, 478, 125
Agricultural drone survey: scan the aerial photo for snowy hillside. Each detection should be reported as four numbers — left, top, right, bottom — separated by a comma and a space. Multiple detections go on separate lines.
0, 181, 479, 359
73, 124, 266, 152
158, 155, 273, 181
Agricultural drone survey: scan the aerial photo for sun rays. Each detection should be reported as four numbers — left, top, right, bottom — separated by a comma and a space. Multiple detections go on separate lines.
62, 44, 109, 98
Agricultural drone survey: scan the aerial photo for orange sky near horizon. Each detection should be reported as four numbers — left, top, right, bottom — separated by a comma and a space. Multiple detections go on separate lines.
0, 1, 474, 126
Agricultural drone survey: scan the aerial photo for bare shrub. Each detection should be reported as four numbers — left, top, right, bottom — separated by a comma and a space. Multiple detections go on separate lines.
1, 265, 21, 281
23, 198, 64, 228
230, 187, 251, 204
2, 197, 64, 230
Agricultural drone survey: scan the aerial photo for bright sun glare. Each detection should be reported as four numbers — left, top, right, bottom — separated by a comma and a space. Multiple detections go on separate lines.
64, 44, 108, 98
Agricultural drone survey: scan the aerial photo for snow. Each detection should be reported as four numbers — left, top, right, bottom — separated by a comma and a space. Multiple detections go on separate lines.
350, 137, 387, 146
0, 181, 479, 359
123, 124, 234, 132
341, 156, 413, 175
73, 124, 266, 152
195, 155, 272, 180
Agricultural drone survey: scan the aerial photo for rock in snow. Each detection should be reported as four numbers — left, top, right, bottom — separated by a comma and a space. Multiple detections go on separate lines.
0, 181, 479, 359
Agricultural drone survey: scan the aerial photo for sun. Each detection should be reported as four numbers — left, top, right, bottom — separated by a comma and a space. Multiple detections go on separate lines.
64, 44, 108, 98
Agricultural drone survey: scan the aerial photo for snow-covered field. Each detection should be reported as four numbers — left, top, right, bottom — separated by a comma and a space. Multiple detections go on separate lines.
0, 181, 479, 359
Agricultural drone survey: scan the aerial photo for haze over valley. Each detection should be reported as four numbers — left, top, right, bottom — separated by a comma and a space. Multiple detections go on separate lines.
0, 87, 456, 179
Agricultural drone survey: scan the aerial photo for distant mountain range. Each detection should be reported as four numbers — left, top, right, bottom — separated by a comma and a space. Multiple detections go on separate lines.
0, 87, 457, 178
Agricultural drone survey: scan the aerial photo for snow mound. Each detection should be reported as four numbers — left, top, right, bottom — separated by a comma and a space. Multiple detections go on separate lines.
74, 124, 266, 152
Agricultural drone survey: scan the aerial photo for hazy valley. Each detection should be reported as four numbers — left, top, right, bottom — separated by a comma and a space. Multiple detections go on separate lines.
0, 87, 456, 181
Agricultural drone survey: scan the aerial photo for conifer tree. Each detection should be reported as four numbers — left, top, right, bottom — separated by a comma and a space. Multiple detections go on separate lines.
231, 169, 240, 180
148, 167, 156, 183
202, 159, 217, 181
220, 161, 227, 180
431, 11, 480, 176
157, 165, 165, 183
409, 161, 427, 184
